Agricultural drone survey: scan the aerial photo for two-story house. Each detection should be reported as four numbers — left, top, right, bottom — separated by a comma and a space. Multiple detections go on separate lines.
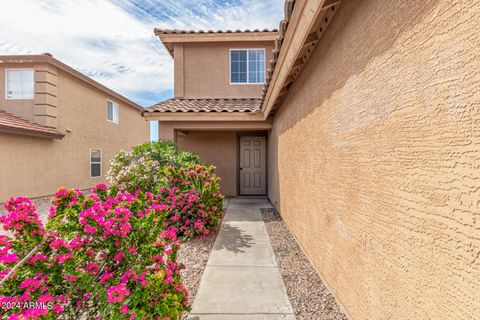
143, 0, 480, 319
0, 54, 149, 202
143, 29, 277, 197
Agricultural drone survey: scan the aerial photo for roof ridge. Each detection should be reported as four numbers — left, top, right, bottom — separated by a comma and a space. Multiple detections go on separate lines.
154, 28, 278, 35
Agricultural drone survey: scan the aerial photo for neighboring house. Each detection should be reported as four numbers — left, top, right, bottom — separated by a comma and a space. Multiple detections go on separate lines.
0, 54, 149, 202
144, 0, 480, 319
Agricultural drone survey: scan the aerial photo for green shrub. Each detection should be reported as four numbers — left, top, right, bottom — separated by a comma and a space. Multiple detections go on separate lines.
107, 140, 201, 194
107, 141, 224, 241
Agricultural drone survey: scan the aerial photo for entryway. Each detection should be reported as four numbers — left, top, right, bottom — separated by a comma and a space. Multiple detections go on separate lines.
239, 136, 266, 195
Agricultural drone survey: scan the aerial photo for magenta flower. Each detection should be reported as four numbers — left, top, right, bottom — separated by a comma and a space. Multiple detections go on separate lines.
0, 253, 19, 264
113, 251, 124, 262
107, 284, 130, 303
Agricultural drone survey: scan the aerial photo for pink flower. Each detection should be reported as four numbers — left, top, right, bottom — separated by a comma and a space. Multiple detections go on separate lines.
84, 225, 97, 235
128, 245, 137, 255
113, 251, 124, 262
55, 253, 73, 264
28, 253, 48, 265
0, 253, 19, 264
162, 227, 177, 241
120, 304, 129, 314
63, 274, 78, 282
49, 238, 66, 250
107, 283, 130, 303
99, 272, 114, 284
86, 263, 100, 275
53, 304, 64, 314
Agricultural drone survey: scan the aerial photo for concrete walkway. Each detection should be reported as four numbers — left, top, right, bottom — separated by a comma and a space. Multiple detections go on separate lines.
188, 198, 295, 320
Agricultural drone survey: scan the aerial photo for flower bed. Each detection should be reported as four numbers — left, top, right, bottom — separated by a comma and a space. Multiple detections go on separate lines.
0, 141, 224, 319
0, 185, 189, 319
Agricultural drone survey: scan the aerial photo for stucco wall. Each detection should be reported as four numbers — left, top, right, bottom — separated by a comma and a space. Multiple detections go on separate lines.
176, 41, 274, 99
268, 0, 480, 319
177, 131, 237, 196
0, 68, 149, 202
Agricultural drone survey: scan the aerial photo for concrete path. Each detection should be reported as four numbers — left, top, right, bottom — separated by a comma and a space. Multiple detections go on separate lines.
188, 198, 295, 320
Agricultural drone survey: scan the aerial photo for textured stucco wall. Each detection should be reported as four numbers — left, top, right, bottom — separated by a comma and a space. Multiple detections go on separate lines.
177, 131, 237, 196
268, 0, 480, 319
176, 41, 274, 99
0, 69, 149, 202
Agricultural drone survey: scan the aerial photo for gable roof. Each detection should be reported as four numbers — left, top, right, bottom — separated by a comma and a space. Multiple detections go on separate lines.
0, 110, 64, 139
146, 0, 341, 121
143, 98, 260, 114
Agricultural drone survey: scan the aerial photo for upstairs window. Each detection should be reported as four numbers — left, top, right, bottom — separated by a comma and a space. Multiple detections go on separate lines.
106, 100, 119, 123
5, 69, 34, 99
230, 49, 265, 84
90, 149, 101, 178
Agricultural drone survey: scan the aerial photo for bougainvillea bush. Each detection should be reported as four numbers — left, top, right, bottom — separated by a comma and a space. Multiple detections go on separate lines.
0, 185, 189, 319
159, 165, 224, 240
107, 140, 224, 240
107, 140, 201, 194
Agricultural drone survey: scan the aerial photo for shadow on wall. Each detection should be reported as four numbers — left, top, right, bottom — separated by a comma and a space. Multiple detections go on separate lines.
213, 223, 254, 254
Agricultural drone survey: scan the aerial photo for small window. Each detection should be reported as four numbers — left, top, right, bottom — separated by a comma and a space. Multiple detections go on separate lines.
5, 69, 34, 99
230, 49, 265, 84
90, 149, 101, 178
106, 100, 119, 123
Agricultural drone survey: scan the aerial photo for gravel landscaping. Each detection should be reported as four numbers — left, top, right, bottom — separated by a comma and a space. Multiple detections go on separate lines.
261, 208, 348, 320
178, 198, 229, 319
178, 228, 219, 319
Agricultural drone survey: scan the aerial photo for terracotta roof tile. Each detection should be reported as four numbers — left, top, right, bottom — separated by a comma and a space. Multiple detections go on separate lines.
143, 98, 261, 113
0, 110, 64, 139
154, 28, 278, 35
261, 0, 340, 114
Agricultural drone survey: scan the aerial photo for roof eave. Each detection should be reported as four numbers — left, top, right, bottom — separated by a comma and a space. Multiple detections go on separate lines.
260, 0, 341, 119
154, 29, 278, 57
142, 111, 266, 122
0, 125, 65, 139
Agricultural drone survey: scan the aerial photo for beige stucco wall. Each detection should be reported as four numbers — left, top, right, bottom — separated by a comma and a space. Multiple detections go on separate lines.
268, 0, 480, 319
177, 131, 237, 196
0, 68, 149, 202
158, 120, 274, 197
174, 41, 274, 99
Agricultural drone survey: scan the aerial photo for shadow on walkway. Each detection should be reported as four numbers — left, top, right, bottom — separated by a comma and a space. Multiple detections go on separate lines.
212, 223, 254, 254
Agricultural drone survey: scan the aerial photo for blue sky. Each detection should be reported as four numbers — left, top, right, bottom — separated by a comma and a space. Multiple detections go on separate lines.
0, 0, 284, 140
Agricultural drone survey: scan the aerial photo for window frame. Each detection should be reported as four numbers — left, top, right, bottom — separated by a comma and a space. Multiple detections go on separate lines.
229, 48, 266, 85
106, 100, 119, 124
90, 148, 102, 178
5, 68, 35, 100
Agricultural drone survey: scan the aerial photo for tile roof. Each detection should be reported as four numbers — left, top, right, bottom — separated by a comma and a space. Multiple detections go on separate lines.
154, 28, 278, 35
261, 0, 340, 114
0, 110, 64, 139
143, 98, 261, 113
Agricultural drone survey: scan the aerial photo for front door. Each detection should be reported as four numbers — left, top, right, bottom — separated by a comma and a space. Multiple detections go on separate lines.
239, 136, 266, 195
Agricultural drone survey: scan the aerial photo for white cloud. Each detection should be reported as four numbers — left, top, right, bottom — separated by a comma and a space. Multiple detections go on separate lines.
0, 0, 284, 106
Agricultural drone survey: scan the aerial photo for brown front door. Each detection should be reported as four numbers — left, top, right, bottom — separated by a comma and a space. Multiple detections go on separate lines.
239, 136, 266, 195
